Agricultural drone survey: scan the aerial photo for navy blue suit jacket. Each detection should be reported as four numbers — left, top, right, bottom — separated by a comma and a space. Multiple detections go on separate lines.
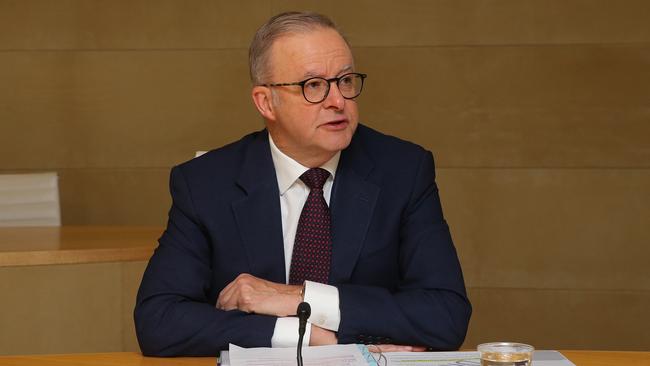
135, 124, 471, 356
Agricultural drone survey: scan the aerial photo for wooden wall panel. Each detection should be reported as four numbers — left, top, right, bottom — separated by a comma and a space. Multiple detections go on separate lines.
0, 261, 152, 355
121, 261, 148, 352
363, 108, 650, 169
357, 46, 650, 110
0, 0, 268, 50
464, 287, 650, 350
3, 45, 648, 170
438, 168, 650, 291
356, 46, 650, 168
273, 0, 650, 46
0, 263, 123, 355
3, 1, 649, 51
58, 168, 170, 225
0, 50, 259, 170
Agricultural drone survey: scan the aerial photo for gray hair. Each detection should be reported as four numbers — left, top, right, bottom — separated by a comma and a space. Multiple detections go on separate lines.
248, 11, 349, 85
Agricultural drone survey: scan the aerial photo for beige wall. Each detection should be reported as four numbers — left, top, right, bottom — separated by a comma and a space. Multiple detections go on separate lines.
1, 0, 649, 353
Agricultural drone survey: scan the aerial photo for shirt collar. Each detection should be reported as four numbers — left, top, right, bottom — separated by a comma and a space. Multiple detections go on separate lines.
268, 133, 340, 195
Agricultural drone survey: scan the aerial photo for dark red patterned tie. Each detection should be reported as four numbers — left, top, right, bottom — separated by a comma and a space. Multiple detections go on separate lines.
289, 168, 332, 285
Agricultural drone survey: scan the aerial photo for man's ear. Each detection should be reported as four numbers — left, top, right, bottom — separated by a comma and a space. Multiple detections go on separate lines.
251, 86, 276, 121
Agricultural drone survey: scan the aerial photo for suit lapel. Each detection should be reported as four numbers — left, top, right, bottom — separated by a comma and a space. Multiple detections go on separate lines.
231, 130, 287, 284
329, 136, 380, 284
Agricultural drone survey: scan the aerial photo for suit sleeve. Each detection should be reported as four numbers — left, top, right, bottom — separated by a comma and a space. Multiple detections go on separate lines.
134, 166, 276, 356
336, 151, 472, 350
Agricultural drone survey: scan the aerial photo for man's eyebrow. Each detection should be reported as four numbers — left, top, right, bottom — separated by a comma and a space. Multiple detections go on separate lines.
301, 71, 320, 79
338, 65, 354, 75
300, 65, 354, 79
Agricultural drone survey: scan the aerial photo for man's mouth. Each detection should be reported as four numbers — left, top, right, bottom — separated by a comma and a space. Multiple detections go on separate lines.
321, 119, 348, 129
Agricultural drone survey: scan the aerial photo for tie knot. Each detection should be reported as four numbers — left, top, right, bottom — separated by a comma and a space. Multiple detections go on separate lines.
300, 168, 330, 190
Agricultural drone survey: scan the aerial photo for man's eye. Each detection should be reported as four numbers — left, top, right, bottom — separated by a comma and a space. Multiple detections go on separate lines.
340, 76, 354, 85
305, 80, 324, 89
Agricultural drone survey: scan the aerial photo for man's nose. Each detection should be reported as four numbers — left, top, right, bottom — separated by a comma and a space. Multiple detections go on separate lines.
322, 81, 345, 109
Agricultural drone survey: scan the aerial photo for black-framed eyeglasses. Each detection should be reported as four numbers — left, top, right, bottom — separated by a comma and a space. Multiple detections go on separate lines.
262, 72, 367, 104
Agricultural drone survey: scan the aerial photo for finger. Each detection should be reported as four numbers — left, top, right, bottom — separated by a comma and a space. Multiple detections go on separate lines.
216, 287, 231, 308
219, 294, 242, 311
218, 286, 241, 310
217, 278, 242, 309
219, 277, 258, 312
220, 275, 241, 296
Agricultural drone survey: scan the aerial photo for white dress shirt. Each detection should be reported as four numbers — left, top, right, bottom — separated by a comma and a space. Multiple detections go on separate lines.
268, 134, 342, 347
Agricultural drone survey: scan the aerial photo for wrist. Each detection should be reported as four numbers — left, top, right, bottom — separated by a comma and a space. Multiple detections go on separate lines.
309, 325, 337, 346
279, 284, 303, 316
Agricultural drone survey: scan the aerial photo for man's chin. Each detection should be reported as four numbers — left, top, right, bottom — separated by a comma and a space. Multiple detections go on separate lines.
321, 136, 353, 154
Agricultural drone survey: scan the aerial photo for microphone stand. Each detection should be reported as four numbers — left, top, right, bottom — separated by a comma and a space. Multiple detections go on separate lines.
296, 302, 311, 366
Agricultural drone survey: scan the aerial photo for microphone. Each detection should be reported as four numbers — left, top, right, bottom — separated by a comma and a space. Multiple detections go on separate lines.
296, 302, 311, 366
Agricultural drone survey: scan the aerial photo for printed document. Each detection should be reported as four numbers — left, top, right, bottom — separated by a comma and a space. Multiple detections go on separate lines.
224, 343, 376, 366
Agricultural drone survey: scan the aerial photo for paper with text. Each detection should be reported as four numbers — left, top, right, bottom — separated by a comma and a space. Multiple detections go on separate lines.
227, 343, 376, 366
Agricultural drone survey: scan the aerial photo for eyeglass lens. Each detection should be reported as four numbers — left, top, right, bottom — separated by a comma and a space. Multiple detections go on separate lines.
303, 73, 364, 103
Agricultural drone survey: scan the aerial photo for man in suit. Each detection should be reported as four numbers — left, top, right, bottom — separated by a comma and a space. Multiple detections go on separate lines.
135, 11, 471, 356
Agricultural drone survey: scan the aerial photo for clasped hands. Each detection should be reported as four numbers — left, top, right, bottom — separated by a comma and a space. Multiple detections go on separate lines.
216, 273, 302, 317
216, 273, 336, 345
215, 273, 426, 351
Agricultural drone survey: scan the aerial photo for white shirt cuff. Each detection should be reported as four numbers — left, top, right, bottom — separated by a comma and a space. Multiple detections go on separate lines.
271, 317, 312, 348
303, 280, 340, 331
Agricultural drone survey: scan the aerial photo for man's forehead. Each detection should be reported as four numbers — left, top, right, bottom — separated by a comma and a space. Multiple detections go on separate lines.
269, 30, 354, 78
